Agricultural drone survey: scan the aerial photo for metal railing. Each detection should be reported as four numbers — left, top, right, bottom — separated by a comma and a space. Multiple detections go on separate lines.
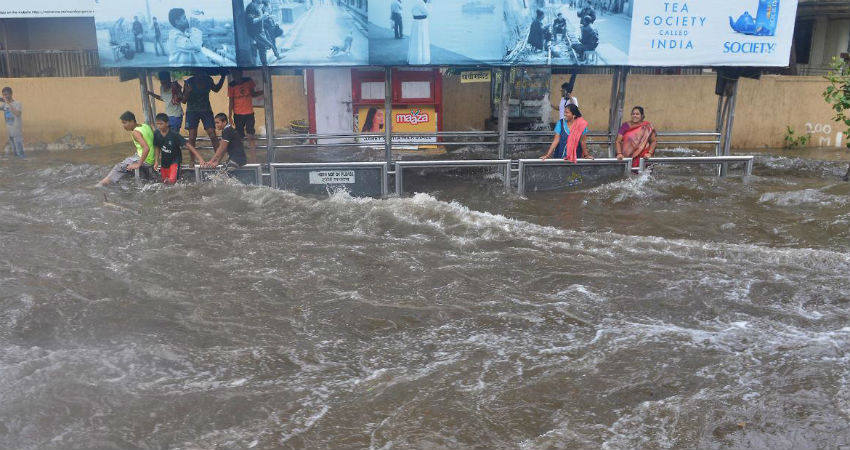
195, 164, 264, 185
394, 160, 511, 195
516, 158, 632, 196
270, 162, 389, 197
260, 129, 722, 161
638, 156, 754, 175
131, 155, 755, 197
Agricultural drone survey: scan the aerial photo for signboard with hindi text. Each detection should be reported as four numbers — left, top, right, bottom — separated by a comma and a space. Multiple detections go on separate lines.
460, 71, 491, 83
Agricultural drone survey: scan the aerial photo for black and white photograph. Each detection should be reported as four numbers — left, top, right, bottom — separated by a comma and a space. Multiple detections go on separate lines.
505, 0, 632, 65
234, 0, 368, 67
95, 0, 237, 67
368, 0, 631, 66
368, 0, 504, 65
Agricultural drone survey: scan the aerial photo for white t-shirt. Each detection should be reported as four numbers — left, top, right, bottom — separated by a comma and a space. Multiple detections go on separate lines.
558, 96, 579, 120
2, 100, 22, 138
160, 85, 184, 118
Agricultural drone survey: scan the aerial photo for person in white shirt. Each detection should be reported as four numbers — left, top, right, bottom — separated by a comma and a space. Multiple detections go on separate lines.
167, 8, 209, 66
1, 86, 23, 157
551, 78, 578, 122
408, 0, 430, 64
148, 71, 184, 133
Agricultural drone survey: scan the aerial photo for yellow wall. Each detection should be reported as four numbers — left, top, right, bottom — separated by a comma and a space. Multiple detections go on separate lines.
550, 73, 843, 149
0, 75, 309, 148
0, 74, 843, 150
441, 73, 492, 131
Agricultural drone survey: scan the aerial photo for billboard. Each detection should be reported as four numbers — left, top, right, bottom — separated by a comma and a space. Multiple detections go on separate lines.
92, 0, 797, 68
0, 2, 94, 18
95, 1, 237, 67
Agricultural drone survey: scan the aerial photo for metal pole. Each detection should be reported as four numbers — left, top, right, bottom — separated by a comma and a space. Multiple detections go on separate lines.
263, 66, 275, 165
720, 78, 739, 177
613, 68, 628, 158
607, 68, 618, 157
1, 20, 11, 77
138, 70, 154, 125
497, 67, 511, 160
607, 68, 622, 158
147, 71, 157, 118
384, 67, 393, 165
714, 90, 725, 156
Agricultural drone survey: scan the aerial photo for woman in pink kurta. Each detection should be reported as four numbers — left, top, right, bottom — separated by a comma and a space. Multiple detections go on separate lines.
616, 106, 657, 171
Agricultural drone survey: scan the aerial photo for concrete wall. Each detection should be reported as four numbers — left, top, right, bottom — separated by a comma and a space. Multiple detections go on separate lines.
0, 75, 309, 148
0, 73, 843, 150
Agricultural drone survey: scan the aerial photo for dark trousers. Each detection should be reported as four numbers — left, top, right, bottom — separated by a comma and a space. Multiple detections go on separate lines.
134, 36, 144, 53
153, 36, 165, 55
391, 13, 403, 38
572, 42, 593, 59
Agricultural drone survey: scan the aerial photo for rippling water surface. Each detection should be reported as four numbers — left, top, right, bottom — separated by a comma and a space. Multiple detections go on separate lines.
1, 147, 849, 450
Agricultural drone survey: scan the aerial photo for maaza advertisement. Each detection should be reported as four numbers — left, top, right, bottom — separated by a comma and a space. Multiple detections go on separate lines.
628, 0, 798, 66
356, 105, 437, 144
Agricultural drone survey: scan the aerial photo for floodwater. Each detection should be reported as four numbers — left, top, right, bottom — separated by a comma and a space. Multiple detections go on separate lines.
1, 145, 849, 450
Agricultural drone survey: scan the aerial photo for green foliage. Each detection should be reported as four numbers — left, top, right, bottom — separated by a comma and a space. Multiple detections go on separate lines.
783, 126, 810, 149
823, 57, 850, 149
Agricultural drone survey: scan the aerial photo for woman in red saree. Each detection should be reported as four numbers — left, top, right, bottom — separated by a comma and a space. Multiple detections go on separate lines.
616, 106, 657, 171
540, 104, 593, 162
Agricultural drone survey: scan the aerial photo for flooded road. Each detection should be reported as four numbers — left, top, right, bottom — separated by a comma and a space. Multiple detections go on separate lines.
1, 146, 849, 449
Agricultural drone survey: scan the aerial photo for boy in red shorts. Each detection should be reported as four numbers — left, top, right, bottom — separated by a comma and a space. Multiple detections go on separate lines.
153, 113, 205, 184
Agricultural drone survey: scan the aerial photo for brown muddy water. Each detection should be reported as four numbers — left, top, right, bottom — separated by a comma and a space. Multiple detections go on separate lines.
0, 144, 849, 450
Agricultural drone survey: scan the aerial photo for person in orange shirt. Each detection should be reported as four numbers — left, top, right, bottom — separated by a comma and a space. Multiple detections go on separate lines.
227, 70, 264, 164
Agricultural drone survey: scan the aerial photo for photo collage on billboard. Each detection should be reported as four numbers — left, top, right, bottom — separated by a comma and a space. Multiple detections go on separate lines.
90, 0, 797, 68
95, 0, 239, 67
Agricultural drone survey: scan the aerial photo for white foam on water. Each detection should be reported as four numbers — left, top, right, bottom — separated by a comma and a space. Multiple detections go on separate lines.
582, 170, 659, 203
759, 188, 848, 207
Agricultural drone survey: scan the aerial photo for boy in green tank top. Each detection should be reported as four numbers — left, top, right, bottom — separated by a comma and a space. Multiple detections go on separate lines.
97, 111, 156, 187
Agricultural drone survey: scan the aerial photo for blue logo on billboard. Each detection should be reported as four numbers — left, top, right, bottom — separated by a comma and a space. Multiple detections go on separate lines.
729, 0, 780, 36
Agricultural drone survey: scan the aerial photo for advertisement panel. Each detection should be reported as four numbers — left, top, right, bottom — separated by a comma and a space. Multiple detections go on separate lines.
233, 0, 369, 67
0, 2, 94, 18
628, 0, 798, 66
95, 1, 237, 67
356, 105, 437, 144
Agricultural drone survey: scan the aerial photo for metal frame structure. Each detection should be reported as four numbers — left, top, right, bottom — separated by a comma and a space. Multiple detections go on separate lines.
270, 162, 389, 197
516, 158, 632, 196
394, 160, 512, 196
131, 66, 750, 197
195, 164, 264, 185
637, 156, 754, 176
